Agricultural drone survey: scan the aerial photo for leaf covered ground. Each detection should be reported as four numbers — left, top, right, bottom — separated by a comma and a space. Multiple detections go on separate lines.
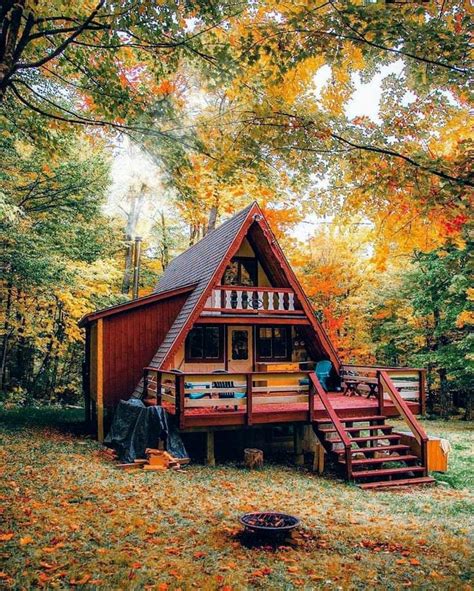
0, 408, 472, 590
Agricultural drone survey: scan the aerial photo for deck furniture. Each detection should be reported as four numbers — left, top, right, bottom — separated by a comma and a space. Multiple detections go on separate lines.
315, 360, 332, 391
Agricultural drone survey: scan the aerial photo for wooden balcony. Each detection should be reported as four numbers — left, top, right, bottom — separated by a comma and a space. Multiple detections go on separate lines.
203, 286, 302, 315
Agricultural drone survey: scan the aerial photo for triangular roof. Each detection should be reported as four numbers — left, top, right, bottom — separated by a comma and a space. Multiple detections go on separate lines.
146, 201, 339, 372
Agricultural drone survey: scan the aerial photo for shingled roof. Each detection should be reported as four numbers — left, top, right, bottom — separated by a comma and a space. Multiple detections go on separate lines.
147, 202, 257, 371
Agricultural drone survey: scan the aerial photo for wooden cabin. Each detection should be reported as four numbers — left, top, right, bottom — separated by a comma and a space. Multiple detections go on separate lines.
79, 202, 434, 489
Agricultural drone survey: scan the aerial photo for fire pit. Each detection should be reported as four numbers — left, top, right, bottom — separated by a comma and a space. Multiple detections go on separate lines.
239, 512, 300, 537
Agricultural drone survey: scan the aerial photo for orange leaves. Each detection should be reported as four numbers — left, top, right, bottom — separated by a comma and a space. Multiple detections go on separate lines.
20, 535, 33, 546
251, 566, 272, 578
0, 533, 14, 542
155, 80, 174, 95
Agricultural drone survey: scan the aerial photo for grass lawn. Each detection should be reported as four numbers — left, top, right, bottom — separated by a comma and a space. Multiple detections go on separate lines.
0, 407, 472, 590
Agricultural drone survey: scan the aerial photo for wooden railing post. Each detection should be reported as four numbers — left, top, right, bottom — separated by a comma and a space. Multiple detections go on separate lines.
156, 371, 162, 405
246, 374, 253, 426
377, 370, 384, 416
419, 369, 427, 415
175, 374, 185, 429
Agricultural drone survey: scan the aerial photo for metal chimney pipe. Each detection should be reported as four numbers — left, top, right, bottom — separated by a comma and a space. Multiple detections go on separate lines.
132, 236, 142, 300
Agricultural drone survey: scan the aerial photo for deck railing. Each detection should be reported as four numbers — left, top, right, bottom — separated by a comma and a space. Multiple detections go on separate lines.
309, 373, 353, 478
204, 286, 300, 314
143, 368, 312, 428
378, 370, 429, 476
340, 364, 426, 414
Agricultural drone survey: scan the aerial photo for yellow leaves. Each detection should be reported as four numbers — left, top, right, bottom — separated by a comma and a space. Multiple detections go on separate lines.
268, 55, 325, 105
456, 310, 474, 328
14, 139, 34, 160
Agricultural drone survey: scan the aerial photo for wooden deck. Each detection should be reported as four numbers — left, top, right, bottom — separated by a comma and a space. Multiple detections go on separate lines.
162, 393, 421, 430
142, 365, 426, 431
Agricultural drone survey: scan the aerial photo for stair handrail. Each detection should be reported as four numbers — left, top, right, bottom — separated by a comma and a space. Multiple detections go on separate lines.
309, 373, 353, 478
378, 370, 429, 473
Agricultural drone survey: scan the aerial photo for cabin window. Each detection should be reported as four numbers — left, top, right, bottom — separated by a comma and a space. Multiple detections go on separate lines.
185, 326, 223, 362
256, 327, 291, 360
223, 257, 257, 287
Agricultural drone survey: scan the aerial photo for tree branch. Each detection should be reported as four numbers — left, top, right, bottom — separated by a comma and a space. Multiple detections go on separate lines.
14, 0, 106, 71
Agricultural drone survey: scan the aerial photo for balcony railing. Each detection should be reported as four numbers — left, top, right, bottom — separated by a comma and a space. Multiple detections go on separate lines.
204, 286, 301, 314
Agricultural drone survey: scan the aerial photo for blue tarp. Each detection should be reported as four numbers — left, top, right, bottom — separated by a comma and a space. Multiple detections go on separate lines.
104, 399, 187, 463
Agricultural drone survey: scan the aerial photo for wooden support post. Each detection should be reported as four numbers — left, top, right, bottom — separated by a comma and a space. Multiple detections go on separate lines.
206, 430, 215, 466
175, 374, 185, 429
246, 374, 253, 426
312, 442, 325, 474
308, 381, 314, 424
96, 319, 104, 443
294, 424, 304, 466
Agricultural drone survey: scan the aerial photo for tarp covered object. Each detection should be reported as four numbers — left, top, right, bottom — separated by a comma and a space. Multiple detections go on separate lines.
104, 399, 187, 463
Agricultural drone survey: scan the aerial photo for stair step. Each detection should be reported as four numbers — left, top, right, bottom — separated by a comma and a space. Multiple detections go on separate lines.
330, 434, 401, 445
337, 444, 411, 456
314, 415, 386, 425
340, 454, 419, 466
353, 466, 426, 479
319, 425, 393, 434
359, 477, 436, 490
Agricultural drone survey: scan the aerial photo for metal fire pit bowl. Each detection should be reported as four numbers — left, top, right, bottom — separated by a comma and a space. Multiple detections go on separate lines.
239, 512, 300, 537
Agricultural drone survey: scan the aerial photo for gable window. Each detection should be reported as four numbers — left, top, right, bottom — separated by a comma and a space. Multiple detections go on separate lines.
223, 257, 257, 287
185, 326, 223, 362
256, 327, 291, 360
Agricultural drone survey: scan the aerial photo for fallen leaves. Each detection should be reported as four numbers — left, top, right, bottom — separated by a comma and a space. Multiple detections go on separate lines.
0, 409, 471, 590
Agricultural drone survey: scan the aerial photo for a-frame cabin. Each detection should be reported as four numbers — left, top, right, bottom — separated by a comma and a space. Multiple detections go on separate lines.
80, 202, 434, 489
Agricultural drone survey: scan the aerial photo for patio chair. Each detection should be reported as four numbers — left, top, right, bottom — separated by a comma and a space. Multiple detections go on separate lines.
315, 360, 332, 391
213, 380, 246, 410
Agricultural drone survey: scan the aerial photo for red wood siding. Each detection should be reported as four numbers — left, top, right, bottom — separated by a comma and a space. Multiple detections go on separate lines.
102, 292, 188, 407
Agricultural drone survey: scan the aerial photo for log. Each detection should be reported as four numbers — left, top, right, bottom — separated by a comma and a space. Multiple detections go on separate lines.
244, 448, 263, 469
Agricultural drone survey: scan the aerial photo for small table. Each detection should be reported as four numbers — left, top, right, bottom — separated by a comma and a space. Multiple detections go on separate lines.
344, 381, 378, 399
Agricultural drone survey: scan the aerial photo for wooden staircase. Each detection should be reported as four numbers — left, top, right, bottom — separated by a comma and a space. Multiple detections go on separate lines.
308, 372, 435, 490
313, 415, 435, 489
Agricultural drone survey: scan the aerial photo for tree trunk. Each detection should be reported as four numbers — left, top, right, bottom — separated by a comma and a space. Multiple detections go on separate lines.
0, 277, 13, 390
438, 367, 451, 418
207, 205, 218, 234
159, 210, 170, 270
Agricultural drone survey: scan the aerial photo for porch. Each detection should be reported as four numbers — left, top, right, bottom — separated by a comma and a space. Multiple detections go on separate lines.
142, 365, 426, 431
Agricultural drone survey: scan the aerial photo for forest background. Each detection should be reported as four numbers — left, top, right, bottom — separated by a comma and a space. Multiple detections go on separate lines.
1, 0, 472, 418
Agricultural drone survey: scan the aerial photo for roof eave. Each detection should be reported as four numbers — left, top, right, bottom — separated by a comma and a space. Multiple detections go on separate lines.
78, 283, 197, 328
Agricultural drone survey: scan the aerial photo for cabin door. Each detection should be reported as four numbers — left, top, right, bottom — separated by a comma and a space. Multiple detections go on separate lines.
227, 326, 253, 373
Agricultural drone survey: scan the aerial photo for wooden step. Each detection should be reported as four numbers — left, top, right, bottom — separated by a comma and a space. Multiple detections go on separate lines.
319, 425, 393, 434
358, 477, 436, 490
329, 434, 401, 445
340, 454, 419, 466
314, 415, 386, 425
337, 444, 411, 456
352, 466, 426, 479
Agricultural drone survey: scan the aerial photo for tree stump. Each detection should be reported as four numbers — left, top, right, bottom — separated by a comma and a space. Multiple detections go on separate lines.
244, 448, 263, 469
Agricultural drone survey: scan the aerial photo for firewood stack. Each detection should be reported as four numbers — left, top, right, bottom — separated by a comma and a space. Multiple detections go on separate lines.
116, 449, 190, 471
